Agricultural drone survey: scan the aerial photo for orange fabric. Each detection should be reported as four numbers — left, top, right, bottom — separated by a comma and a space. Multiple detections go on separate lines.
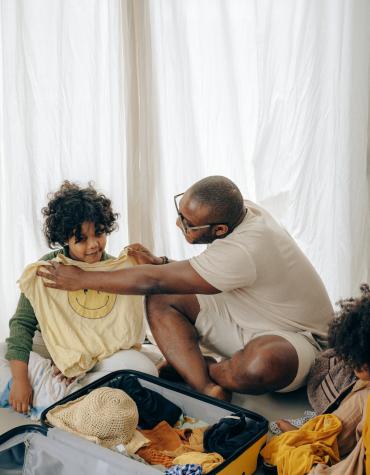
164, 428, 206, 457
136, 447, 174, 468
139, 420, 188, 450
136, 421, 206, 467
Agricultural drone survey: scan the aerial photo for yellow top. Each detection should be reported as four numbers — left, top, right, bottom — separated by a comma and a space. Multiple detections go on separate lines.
261, 414, 342, 475
18, 251, 143, 377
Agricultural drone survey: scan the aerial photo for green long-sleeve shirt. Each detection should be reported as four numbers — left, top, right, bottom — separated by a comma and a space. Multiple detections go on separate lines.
5, 247, 113, 362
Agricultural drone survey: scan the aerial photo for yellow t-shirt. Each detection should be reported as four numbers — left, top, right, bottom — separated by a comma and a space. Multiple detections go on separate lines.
18, 251, 143, 377
261, 414, 342, 475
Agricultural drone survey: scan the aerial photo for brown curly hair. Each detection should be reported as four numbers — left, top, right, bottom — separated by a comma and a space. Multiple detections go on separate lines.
42, 181, 118, 248
328, 283, 370, 371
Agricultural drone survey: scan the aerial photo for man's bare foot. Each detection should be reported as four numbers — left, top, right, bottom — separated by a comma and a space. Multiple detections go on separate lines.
275, 420, 296, 432
157, 358, 231, 401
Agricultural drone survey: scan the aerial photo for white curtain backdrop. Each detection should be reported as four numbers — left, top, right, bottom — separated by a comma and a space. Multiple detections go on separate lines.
0, 0, 369, 340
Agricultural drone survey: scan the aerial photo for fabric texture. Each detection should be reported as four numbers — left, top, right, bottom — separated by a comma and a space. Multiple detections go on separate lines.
5, 247, 112, 363
307, 349, 357, 414
172, 453, 224, 474
191, 201, 333, 342
203, 413, 264, 459
137, 420, 206, 468
269, 410, 317, 435
364, 395, 370, 475
165, 465, 202, 475
307, 391, 370, 475
0, 347, 82, 420
261, 414, 342, 475
46, 387, 149, 453
175, 415, 209, 430
107, 373, 182, 429
18, 251, 144, 377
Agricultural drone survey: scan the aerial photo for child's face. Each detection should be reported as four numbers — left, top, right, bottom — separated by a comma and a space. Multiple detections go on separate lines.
354, 364, 370, 381
67, 221, 107, 264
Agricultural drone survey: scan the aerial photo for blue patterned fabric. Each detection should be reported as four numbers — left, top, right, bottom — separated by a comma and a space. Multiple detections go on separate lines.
164, 464, 203, 475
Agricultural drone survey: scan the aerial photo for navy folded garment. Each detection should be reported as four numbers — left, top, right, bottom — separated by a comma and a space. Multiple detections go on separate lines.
107, 374, 182, 429
203, 412, 264, 458
165, 464, 202, 475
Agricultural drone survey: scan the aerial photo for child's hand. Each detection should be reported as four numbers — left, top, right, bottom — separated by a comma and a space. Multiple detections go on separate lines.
9, 379, 33, 414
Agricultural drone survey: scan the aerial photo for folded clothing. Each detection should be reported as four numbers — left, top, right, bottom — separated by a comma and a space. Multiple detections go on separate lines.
175, 415, 209, 430
172, 452, 224, 474
165, 464, 203, 474
107, 374, 182, 429
137, 420, 206, 468
203, 412, 265, 459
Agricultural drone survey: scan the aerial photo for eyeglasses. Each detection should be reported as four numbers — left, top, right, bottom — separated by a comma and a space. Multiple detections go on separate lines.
174, 193, 226, 233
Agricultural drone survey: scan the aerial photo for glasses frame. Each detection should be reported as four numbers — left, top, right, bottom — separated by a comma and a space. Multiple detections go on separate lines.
174, 193, 227, 233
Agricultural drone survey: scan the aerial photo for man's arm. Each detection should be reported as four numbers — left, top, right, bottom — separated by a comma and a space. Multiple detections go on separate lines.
37, 260, 221, 295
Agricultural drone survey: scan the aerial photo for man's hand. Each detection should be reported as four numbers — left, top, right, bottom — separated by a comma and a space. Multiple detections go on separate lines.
125, 243, 162, 265
9, 379, 33, 414
36, 262, 84, 291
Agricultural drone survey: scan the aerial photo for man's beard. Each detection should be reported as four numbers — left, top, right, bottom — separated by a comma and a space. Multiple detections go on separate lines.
191, 229, 215, 244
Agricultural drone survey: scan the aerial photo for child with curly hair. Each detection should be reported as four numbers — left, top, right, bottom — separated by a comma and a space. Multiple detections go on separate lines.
263, 284, 370, 474
328, 283, 370, 381
3, 181, 156, 414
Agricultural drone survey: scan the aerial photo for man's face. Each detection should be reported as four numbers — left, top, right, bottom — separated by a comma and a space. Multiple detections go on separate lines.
176, 193, 217, 244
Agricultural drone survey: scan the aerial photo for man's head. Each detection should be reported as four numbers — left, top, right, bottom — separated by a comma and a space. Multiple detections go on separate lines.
328, 284, 370, 381
175, 176, 245, 244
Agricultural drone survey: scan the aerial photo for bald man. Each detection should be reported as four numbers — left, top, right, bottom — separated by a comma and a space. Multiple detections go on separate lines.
38, 176, 333, 400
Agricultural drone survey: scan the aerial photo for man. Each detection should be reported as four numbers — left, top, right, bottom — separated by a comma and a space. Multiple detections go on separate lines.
37, 176, 333, 400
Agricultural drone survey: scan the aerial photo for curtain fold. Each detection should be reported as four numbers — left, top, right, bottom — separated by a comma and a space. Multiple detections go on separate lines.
0, 0, 369, 339
0, 0, 129, 339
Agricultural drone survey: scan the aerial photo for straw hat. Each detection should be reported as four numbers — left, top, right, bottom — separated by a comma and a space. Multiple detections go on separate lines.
46, 387, 149, 453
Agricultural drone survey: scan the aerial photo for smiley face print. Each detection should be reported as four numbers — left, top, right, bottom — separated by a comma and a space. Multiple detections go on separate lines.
68, 289, 117, 319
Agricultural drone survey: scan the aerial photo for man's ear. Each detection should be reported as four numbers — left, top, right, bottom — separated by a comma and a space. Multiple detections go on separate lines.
214, 224, 229, 237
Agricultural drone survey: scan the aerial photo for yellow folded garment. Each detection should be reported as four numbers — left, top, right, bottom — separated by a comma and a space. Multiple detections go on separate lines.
172, 452, 224, 474
261, 414, 342, 475
18, 251, 144, 377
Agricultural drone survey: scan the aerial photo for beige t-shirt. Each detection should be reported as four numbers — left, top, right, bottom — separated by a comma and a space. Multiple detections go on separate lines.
18, 252, 144, 377
190, 200, 333, 339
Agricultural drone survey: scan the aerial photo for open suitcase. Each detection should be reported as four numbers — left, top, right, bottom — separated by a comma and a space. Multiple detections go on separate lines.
0, 370, 268, 475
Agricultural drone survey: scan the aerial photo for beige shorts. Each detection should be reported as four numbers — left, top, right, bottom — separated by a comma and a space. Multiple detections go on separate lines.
195, 302, 322, 393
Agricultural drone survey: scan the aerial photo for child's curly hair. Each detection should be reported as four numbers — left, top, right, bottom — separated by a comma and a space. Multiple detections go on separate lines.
42, 181, 118, 248
328, 283, 370, 371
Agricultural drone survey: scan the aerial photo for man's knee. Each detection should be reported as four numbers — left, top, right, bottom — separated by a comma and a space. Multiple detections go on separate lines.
227, 338, 299, 393
146, 294, 200, 327
231, 350, 276, 393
